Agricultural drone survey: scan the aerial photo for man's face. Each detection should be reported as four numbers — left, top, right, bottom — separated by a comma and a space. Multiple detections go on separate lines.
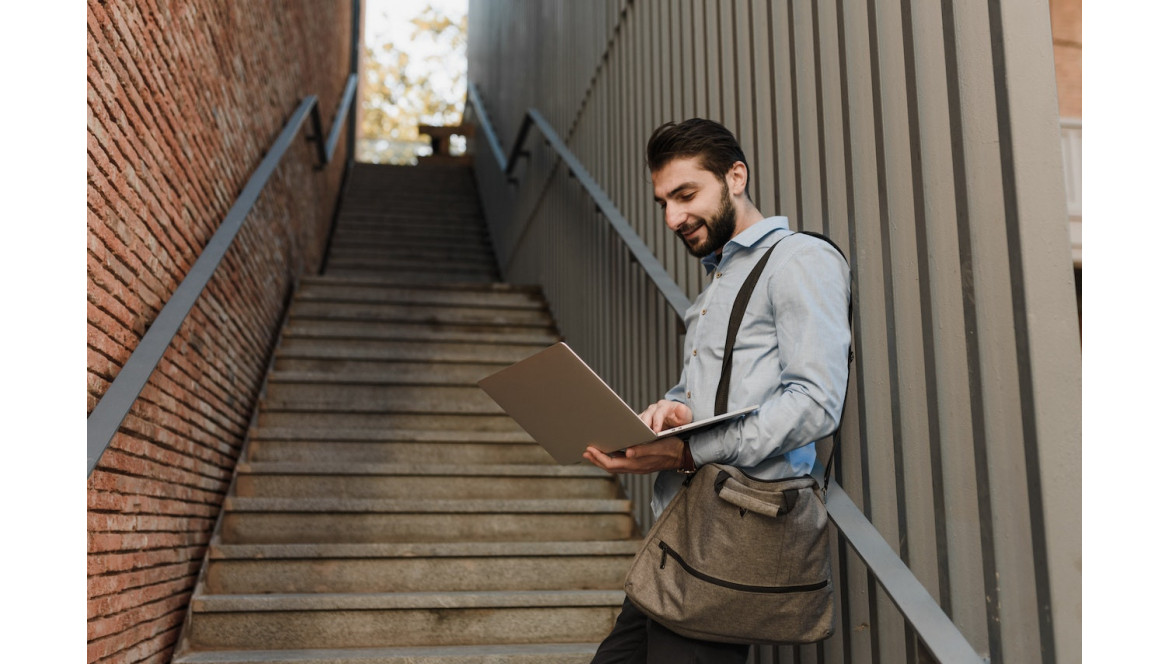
651, 156, 738, 258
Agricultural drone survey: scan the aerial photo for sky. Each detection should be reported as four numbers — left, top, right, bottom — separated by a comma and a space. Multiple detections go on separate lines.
366, 0, 467, 52
366, 0, 468, 101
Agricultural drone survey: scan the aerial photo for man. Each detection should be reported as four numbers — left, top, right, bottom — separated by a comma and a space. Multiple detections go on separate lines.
583, 119, 851, 663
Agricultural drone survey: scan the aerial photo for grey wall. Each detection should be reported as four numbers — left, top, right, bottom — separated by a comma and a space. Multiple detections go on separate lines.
467, 1, 1081, 662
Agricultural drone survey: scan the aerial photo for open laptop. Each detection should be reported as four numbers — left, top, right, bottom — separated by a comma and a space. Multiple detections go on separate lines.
478, 342, 758, 464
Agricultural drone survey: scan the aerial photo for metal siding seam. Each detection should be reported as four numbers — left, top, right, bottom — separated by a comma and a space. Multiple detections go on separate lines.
766, 1, 781, 216
829, 0, 863, 656
746, 0, 761, 207
784, 0, 804, 225
864, 0, 912, 659
985, 0, 1054, 661
811, 0, 829, 236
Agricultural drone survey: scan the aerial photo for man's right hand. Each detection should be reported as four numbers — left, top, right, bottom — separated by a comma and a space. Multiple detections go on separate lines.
640, 400, 693, 433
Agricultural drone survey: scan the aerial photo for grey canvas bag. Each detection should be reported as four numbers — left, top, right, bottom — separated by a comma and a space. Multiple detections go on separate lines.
624, 231, 852, 645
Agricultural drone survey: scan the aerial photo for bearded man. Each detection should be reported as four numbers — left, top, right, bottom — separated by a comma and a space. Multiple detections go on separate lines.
584, 119, 852, 663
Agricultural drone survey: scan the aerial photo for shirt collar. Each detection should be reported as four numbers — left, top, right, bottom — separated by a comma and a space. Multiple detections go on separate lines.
700, 216, 791, 273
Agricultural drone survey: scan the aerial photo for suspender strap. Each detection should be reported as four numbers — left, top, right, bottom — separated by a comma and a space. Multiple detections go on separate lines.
710, 230, 853, 491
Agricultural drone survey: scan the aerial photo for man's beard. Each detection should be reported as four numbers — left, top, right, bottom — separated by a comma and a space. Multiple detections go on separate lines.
676, 182, 737, 258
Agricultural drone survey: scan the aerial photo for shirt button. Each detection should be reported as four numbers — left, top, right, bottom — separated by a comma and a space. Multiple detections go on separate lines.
715, 272, 723, 278
686, 391, 691, 399
692, 349, 698, 356
701, 309, 707, 315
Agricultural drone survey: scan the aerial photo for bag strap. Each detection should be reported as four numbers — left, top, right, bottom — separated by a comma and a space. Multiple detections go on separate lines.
711, 230, 854, 493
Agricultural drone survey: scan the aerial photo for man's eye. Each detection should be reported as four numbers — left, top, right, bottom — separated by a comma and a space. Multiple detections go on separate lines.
679, 193, 694, 201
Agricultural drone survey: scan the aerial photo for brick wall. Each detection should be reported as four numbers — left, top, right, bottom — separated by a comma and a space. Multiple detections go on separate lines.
1050, 0, 1081, 117
86, 1, 354, 662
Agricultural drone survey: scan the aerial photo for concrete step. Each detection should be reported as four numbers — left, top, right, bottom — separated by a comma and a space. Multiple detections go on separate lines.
174, 642, 601, 663
324, 251, 494, 268
328, 231, 491, 249
275, 338, 545, 365
321, 270, 498, 284
334, 217, 487, 232
324, 248, 497, 268
233, 462, 619, 499
323, 262, 498, 280
255, 410, 524, 433
338, 201, 481, 212
248, 439, 553, 466
286, 301, 549, 327
267, 367, 505, 386
220, 498, 635, 544
327, 236, 494, 257
299, 275, 535, 294
260, 382, 503, 413
274, 340, 544, 365
246, 429, 553, 465
294, 281, 543, 309
281, 321, 557, 346
186, 590, 624, 650
205, 540, 639, 594
270, 358, 515, 379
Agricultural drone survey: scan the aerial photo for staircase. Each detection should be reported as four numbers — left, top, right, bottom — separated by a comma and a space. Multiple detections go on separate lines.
172, 163, 637, 663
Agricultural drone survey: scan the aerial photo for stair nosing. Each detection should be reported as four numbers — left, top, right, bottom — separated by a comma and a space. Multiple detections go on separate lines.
223, 497, 632, 514
192, 589, 627, 613
174, 642, 603, 663
235, 462, 607, 478
209, 540, 641, 560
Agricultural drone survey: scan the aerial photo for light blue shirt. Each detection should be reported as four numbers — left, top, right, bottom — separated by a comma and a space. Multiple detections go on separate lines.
651, 216, 852, 519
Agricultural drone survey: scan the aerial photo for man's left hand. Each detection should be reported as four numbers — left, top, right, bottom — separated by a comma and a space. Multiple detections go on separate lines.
583, 437, 687, 475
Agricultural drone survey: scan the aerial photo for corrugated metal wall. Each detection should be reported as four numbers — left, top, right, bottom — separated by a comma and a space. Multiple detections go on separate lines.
467, 1, 1081, 663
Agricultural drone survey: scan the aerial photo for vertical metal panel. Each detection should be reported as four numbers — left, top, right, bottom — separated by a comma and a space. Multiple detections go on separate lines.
748, 0, 778, 223
466, 1, 1080, 661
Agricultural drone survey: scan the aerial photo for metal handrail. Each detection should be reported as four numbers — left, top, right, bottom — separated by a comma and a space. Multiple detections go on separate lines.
466, 84, 691, 320
465, 82, 984, 664
86, 74, 357, 477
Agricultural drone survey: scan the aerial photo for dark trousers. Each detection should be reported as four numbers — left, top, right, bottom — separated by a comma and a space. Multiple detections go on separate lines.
591, 596, 750, 664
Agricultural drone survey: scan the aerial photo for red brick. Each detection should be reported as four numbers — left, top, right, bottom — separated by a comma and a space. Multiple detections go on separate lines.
88, 546, 205, 577
88, 560, 202, 598
87, 0, 350, 660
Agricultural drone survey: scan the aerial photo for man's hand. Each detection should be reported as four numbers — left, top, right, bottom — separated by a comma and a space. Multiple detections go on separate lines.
639, 400, 693, 433
583, 437, 688, 475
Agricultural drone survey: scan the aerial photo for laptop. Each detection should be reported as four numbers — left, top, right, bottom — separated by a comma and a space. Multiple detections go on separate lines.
478, 342, 758, 464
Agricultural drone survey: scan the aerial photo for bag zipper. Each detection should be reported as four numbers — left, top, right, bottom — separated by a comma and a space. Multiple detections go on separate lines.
657, 541, 828, 594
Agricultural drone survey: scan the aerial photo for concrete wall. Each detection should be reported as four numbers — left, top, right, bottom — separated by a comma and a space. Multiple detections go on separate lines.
86, 1, 353, 661
468, 1, 1081, 662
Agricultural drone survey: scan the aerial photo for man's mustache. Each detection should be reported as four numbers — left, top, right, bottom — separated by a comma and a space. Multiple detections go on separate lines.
676, 220, 705, 238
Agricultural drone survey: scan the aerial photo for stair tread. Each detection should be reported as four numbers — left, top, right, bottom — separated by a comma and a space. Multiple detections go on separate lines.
209, 540, 640, 560
280, 328, 557, 345
264, 371, 505, 386
236, 462, 606, 478
174, 642, 600, 663
223, 497, 631, 513
248, 427, 533, 443
300, 275, 536, 292
193, 589, 626, 612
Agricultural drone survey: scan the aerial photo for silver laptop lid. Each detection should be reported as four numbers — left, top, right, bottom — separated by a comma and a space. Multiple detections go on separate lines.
478, 343, 756, 464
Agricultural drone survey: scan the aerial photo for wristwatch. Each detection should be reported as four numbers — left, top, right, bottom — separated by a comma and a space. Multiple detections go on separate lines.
676, 441, 697, 475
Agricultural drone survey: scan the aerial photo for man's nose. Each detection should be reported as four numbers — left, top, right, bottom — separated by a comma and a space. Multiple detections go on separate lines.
664, 204, 686, 231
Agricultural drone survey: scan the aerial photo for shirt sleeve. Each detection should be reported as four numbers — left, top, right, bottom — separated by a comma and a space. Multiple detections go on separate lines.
687, 239, 852, 468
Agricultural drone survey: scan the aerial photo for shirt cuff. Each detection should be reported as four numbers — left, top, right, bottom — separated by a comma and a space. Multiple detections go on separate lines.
686, 428, 724, 468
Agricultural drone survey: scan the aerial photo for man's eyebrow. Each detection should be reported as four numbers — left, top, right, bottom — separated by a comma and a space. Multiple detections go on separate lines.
655, 182, 698, 204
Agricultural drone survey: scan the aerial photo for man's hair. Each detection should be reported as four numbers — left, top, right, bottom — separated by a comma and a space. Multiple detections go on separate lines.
645, 119, 750, 191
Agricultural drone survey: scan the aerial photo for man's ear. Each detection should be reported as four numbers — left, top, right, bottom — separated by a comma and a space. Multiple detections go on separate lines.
725, 161, 749, 196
